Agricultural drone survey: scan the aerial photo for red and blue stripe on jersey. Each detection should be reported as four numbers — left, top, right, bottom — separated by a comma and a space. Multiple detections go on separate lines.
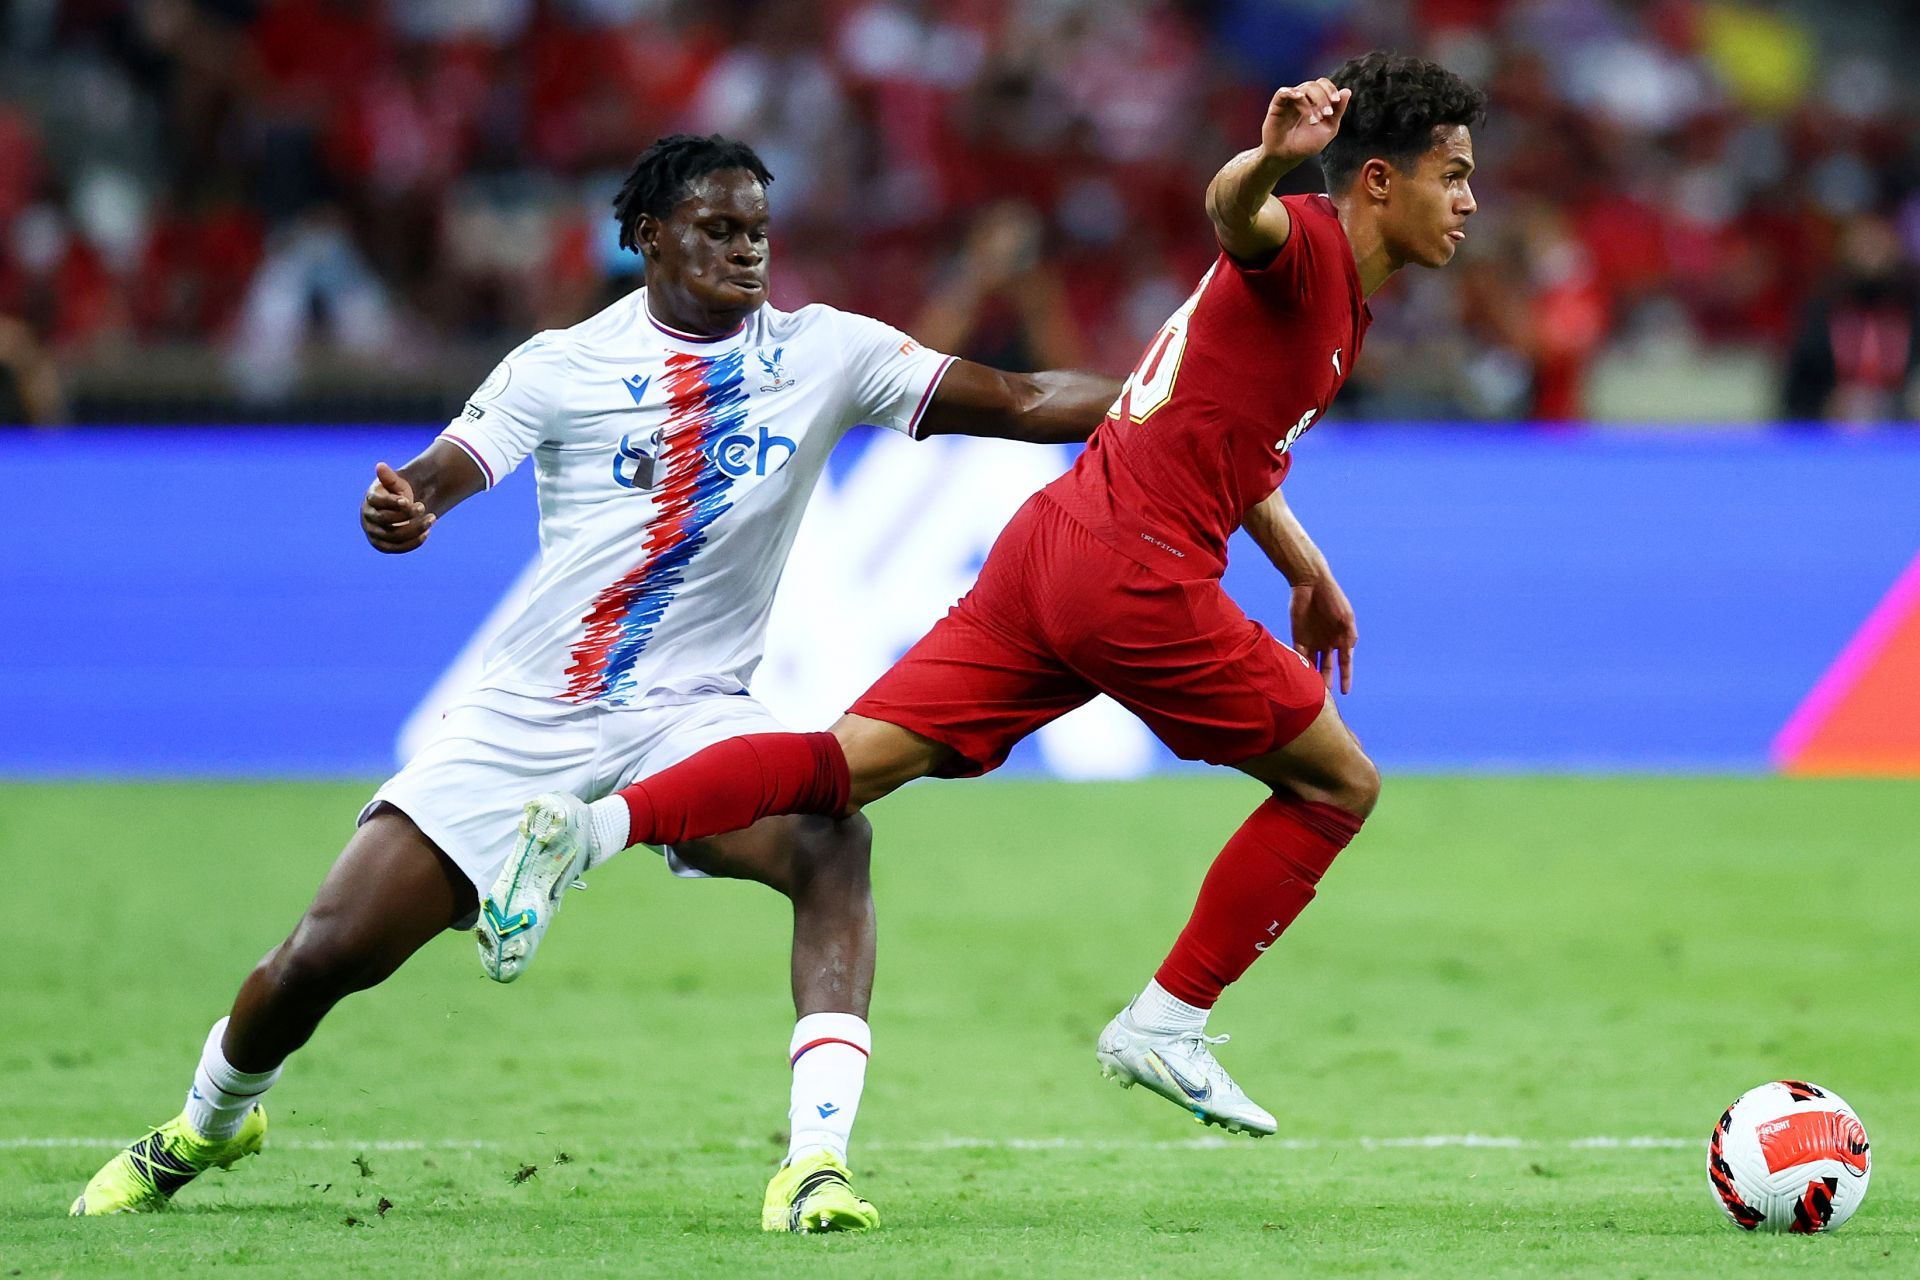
562, 349, 746, 703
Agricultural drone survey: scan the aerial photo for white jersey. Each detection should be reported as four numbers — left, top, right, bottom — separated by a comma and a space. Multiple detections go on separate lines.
440, 288, 954, 707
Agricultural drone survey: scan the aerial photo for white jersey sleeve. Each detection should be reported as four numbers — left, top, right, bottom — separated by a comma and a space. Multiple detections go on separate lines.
835, 312, 956, 439
439, 334, 570, 487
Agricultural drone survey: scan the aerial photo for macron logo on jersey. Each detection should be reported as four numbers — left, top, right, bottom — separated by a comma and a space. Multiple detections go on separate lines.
610, 367, 794, 484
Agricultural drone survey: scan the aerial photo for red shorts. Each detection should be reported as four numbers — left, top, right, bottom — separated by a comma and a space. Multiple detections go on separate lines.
850, 492, 1327, 777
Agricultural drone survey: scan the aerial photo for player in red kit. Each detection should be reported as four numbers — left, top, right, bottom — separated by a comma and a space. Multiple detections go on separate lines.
495, 52, 1487, 1137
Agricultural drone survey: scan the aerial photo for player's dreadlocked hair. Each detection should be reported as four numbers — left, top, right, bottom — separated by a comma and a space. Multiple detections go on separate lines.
1319, 52, 1487, 191
612, 134, 775, 254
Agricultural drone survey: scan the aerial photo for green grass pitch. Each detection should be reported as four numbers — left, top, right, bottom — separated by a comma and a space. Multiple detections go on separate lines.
3, 775, 1916, 1276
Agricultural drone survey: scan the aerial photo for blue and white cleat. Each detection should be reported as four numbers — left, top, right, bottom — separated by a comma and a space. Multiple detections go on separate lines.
476, 792, 600, 983
1095, 1006, 1277, 1136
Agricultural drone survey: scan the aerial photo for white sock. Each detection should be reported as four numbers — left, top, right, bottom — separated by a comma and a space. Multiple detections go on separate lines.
1128, 978, 1210, 1035
585, 796, 632, 871
786, 1012, 870, 1164
183, 1017, 280, 1142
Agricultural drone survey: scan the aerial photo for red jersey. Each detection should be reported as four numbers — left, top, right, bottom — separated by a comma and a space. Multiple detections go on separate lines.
1045, 194, 1370, 580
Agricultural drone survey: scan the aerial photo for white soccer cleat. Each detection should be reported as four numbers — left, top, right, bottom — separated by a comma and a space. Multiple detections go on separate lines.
1095, 1006, 1277, 1137
476, 792, 599, 983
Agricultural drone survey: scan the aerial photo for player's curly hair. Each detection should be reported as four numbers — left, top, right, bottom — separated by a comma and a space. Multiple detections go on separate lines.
613, 134, 775, 254
1320, 52, 1487, 191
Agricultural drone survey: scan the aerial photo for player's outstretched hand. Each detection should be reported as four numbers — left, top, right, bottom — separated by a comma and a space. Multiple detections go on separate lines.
1261, 78, 1351, 165
362, 461, 436, 554
1290, 575, 1357, 695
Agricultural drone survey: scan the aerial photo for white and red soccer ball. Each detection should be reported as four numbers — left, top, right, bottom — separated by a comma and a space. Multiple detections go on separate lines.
1709, 1080, 1871, 1233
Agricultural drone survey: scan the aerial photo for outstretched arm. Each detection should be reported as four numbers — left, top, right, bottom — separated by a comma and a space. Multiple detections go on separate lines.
360, 438, 488, 554
915, 360, 1119, 445
1207, 77, 1351, 267
1245, 486, 1356, 693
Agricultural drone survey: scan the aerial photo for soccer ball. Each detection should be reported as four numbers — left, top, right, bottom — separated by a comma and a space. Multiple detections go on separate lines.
1708, 1080, 1871, 1233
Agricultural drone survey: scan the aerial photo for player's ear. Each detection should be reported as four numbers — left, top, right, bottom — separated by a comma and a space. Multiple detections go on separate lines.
636, 213, 663, 261
1361, 158, 1394, 204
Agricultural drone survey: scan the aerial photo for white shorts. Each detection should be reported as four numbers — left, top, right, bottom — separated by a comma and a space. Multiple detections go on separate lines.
360, 685, 789, 895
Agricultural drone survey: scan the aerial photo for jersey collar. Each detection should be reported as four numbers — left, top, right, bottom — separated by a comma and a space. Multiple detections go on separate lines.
641, 289, 752, 346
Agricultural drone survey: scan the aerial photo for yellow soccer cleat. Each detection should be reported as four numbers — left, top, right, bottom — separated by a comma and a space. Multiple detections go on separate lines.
69, 1106, 267, 1215
761, 1149, 880, 1234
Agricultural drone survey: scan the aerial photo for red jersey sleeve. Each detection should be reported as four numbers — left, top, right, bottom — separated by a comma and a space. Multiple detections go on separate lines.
1216, 193, 1328, 306
1042, 192, 1367, 581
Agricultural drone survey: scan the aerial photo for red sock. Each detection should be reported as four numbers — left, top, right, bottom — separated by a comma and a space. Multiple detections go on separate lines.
1153, 796, 1365, 1008
615, 731, 850, 847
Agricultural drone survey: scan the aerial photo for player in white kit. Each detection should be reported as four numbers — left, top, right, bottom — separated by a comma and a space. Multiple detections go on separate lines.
71, 135, 1117, 1231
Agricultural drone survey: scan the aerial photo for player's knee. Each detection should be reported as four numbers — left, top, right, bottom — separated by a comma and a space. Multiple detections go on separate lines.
1338, 753, 1382, 819
261, 918, 387, 1003
786, 813, 873, 898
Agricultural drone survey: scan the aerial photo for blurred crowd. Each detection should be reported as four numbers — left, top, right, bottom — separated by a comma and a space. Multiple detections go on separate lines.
1, 0, 1917, 425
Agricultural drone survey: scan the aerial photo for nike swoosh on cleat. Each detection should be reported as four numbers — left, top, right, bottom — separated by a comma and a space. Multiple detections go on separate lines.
1149, 1051, 1212, 1103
